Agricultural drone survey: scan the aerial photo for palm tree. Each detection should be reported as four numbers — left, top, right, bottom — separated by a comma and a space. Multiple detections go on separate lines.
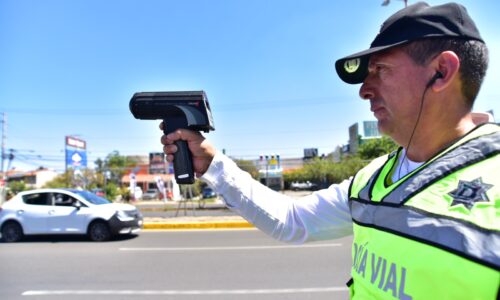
381, 0, 408, 7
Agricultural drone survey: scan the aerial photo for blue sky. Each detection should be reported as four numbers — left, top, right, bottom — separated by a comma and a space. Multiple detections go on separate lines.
1, 0, 499, 172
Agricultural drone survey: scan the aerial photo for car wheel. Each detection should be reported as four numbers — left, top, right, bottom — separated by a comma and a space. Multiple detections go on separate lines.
1, 221, 24, 243
88, 221, 111, 242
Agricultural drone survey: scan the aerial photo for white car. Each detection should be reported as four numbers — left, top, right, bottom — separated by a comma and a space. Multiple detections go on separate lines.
142, 189, 159, 200
0, 188, 143, 242
290, 181, 318, 191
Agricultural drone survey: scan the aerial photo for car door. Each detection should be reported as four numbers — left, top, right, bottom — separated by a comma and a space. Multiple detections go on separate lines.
46, 192, 89, 234
18, 192, 52, 234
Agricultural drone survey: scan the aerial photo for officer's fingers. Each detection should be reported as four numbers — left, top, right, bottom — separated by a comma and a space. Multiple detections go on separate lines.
162, 130, 183, 144
167, 129, 203, 142
163, 144, 177, 155
159, 122, 164, 131
160, 134, 173, 145
161, 129, 200, 146
165, 154, 174, 163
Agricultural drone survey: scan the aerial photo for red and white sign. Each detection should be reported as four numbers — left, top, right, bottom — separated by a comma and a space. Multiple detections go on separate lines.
66, 136, 86, 149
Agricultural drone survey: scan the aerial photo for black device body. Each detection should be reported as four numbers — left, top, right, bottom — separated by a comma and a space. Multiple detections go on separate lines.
129, 91, 215, 184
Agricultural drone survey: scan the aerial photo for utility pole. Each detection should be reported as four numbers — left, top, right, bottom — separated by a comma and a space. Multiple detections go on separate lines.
1, 113, 7, 205
1, 112, 6, 176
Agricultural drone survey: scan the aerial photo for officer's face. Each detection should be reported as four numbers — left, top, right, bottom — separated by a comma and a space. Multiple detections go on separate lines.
358, 48, 428, 146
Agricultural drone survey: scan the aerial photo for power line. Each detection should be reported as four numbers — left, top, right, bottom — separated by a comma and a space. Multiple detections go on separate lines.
0, 95, 356, 116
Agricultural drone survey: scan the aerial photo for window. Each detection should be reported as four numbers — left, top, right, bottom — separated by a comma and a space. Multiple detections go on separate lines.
23, 193, 51, 206
71, 190, 110, 205
53, 193, 76, 207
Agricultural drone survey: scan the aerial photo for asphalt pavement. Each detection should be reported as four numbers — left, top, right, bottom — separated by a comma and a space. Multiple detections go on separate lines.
0, 230, 352, 300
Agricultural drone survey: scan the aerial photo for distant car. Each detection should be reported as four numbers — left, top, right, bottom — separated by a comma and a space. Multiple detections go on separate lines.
202, 187, 216, 199
0, 188, 143, 242
91, 188, 105, 197
290, 181, 318, 191
142, 189, 159, 200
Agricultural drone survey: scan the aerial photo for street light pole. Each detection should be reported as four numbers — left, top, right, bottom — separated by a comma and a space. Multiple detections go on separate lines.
0, 113, 7, 206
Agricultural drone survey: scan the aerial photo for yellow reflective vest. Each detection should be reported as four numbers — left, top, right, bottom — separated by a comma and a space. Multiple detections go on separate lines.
347, 123, 500, 299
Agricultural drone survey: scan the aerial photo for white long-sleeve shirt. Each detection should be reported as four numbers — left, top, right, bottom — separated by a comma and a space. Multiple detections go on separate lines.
201, 151, 354, 244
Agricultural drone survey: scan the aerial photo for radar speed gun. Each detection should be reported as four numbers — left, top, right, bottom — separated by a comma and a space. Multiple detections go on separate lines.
129, 91, 215, 184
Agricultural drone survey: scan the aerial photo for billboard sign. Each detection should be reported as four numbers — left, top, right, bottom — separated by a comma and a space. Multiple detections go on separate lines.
65, 136, 87, 170
149, 152, 167, 174
303, 148, 318, 159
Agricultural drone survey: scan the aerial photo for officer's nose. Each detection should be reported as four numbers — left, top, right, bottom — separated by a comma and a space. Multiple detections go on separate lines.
359, 80, 374, 100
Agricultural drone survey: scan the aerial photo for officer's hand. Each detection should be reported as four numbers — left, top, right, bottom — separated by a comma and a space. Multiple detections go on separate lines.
160, 122, 216, 177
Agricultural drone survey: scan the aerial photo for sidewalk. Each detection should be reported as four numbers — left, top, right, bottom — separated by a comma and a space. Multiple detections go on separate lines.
135, 200, 254, 230
134, 190, 313, 230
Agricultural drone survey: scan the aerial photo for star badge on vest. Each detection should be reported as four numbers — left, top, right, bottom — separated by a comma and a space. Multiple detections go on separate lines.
448, 177, 493, 210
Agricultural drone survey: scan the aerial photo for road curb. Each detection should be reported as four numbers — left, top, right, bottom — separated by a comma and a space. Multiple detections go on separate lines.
143, 221, 254, 230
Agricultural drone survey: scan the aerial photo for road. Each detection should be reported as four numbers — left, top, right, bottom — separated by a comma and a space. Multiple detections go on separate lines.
0, 230, 353, 299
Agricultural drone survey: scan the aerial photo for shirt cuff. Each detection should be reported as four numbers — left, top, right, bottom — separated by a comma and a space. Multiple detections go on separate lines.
200, 150, 237, 192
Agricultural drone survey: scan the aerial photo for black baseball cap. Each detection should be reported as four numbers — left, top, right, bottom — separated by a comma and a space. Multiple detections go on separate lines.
335, 2, 484, 84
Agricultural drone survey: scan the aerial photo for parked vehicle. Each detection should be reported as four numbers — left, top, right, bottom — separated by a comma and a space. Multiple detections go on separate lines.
290, 181, 318, 191
0, 188, 143, 242
202, 187, 216, 199
91, 188, 105, 197
142, 189, 159, 200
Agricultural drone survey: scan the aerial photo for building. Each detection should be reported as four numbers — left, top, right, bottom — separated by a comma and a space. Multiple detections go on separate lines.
120, 163, 174, 192
119, 153, 179, 200
347, 120, 381, 154
4, 168, 58, 188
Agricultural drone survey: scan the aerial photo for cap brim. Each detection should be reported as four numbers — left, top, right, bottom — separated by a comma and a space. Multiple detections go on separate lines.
335, 42, 407, 84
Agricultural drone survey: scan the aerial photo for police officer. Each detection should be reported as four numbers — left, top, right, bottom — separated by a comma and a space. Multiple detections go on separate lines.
161, 2, 499, 299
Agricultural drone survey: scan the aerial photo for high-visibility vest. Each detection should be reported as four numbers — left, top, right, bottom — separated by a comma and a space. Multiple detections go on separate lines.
347, 123, 500, 299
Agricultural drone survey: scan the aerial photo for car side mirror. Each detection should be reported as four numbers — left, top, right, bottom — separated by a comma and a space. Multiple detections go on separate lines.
73, 201, 82, 210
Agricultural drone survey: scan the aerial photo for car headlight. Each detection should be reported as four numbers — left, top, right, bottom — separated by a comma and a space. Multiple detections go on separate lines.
116, 210, 134, 222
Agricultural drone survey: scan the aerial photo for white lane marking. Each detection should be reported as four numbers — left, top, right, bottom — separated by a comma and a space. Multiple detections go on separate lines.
119, 243, 341, 251
23, 287, 348, 296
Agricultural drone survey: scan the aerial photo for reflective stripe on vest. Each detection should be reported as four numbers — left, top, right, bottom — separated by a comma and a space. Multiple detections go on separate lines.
350, 200, 500, 269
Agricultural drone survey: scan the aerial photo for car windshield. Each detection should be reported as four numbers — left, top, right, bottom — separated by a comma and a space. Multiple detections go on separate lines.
70, 190, 111, 205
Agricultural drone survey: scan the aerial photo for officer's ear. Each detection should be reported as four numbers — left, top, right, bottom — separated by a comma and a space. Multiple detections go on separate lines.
429, 51, 460, 92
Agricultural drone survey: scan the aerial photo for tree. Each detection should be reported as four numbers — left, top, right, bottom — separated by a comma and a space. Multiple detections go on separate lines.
233, 159, 259, 179
381, 0, 408, 7
283, 156, 367, 188
283, 136, 398, 188
101, 151, 137, 185
94, 158, 105, 173
104, 182, 120, 201
7, 180, 27, 198
357, 136, 398, 160
43, 169, 100, 189
44, 170, 73, 188
92, 151, 137, 200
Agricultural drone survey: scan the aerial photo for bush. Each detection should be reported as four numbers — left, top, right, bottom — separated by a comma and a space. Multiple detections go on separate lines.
358, 136, 398, 159
284, 156, 367, 188
105, 182, 119, 201
8, 181, 27, 195
283, 136, 398, 188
